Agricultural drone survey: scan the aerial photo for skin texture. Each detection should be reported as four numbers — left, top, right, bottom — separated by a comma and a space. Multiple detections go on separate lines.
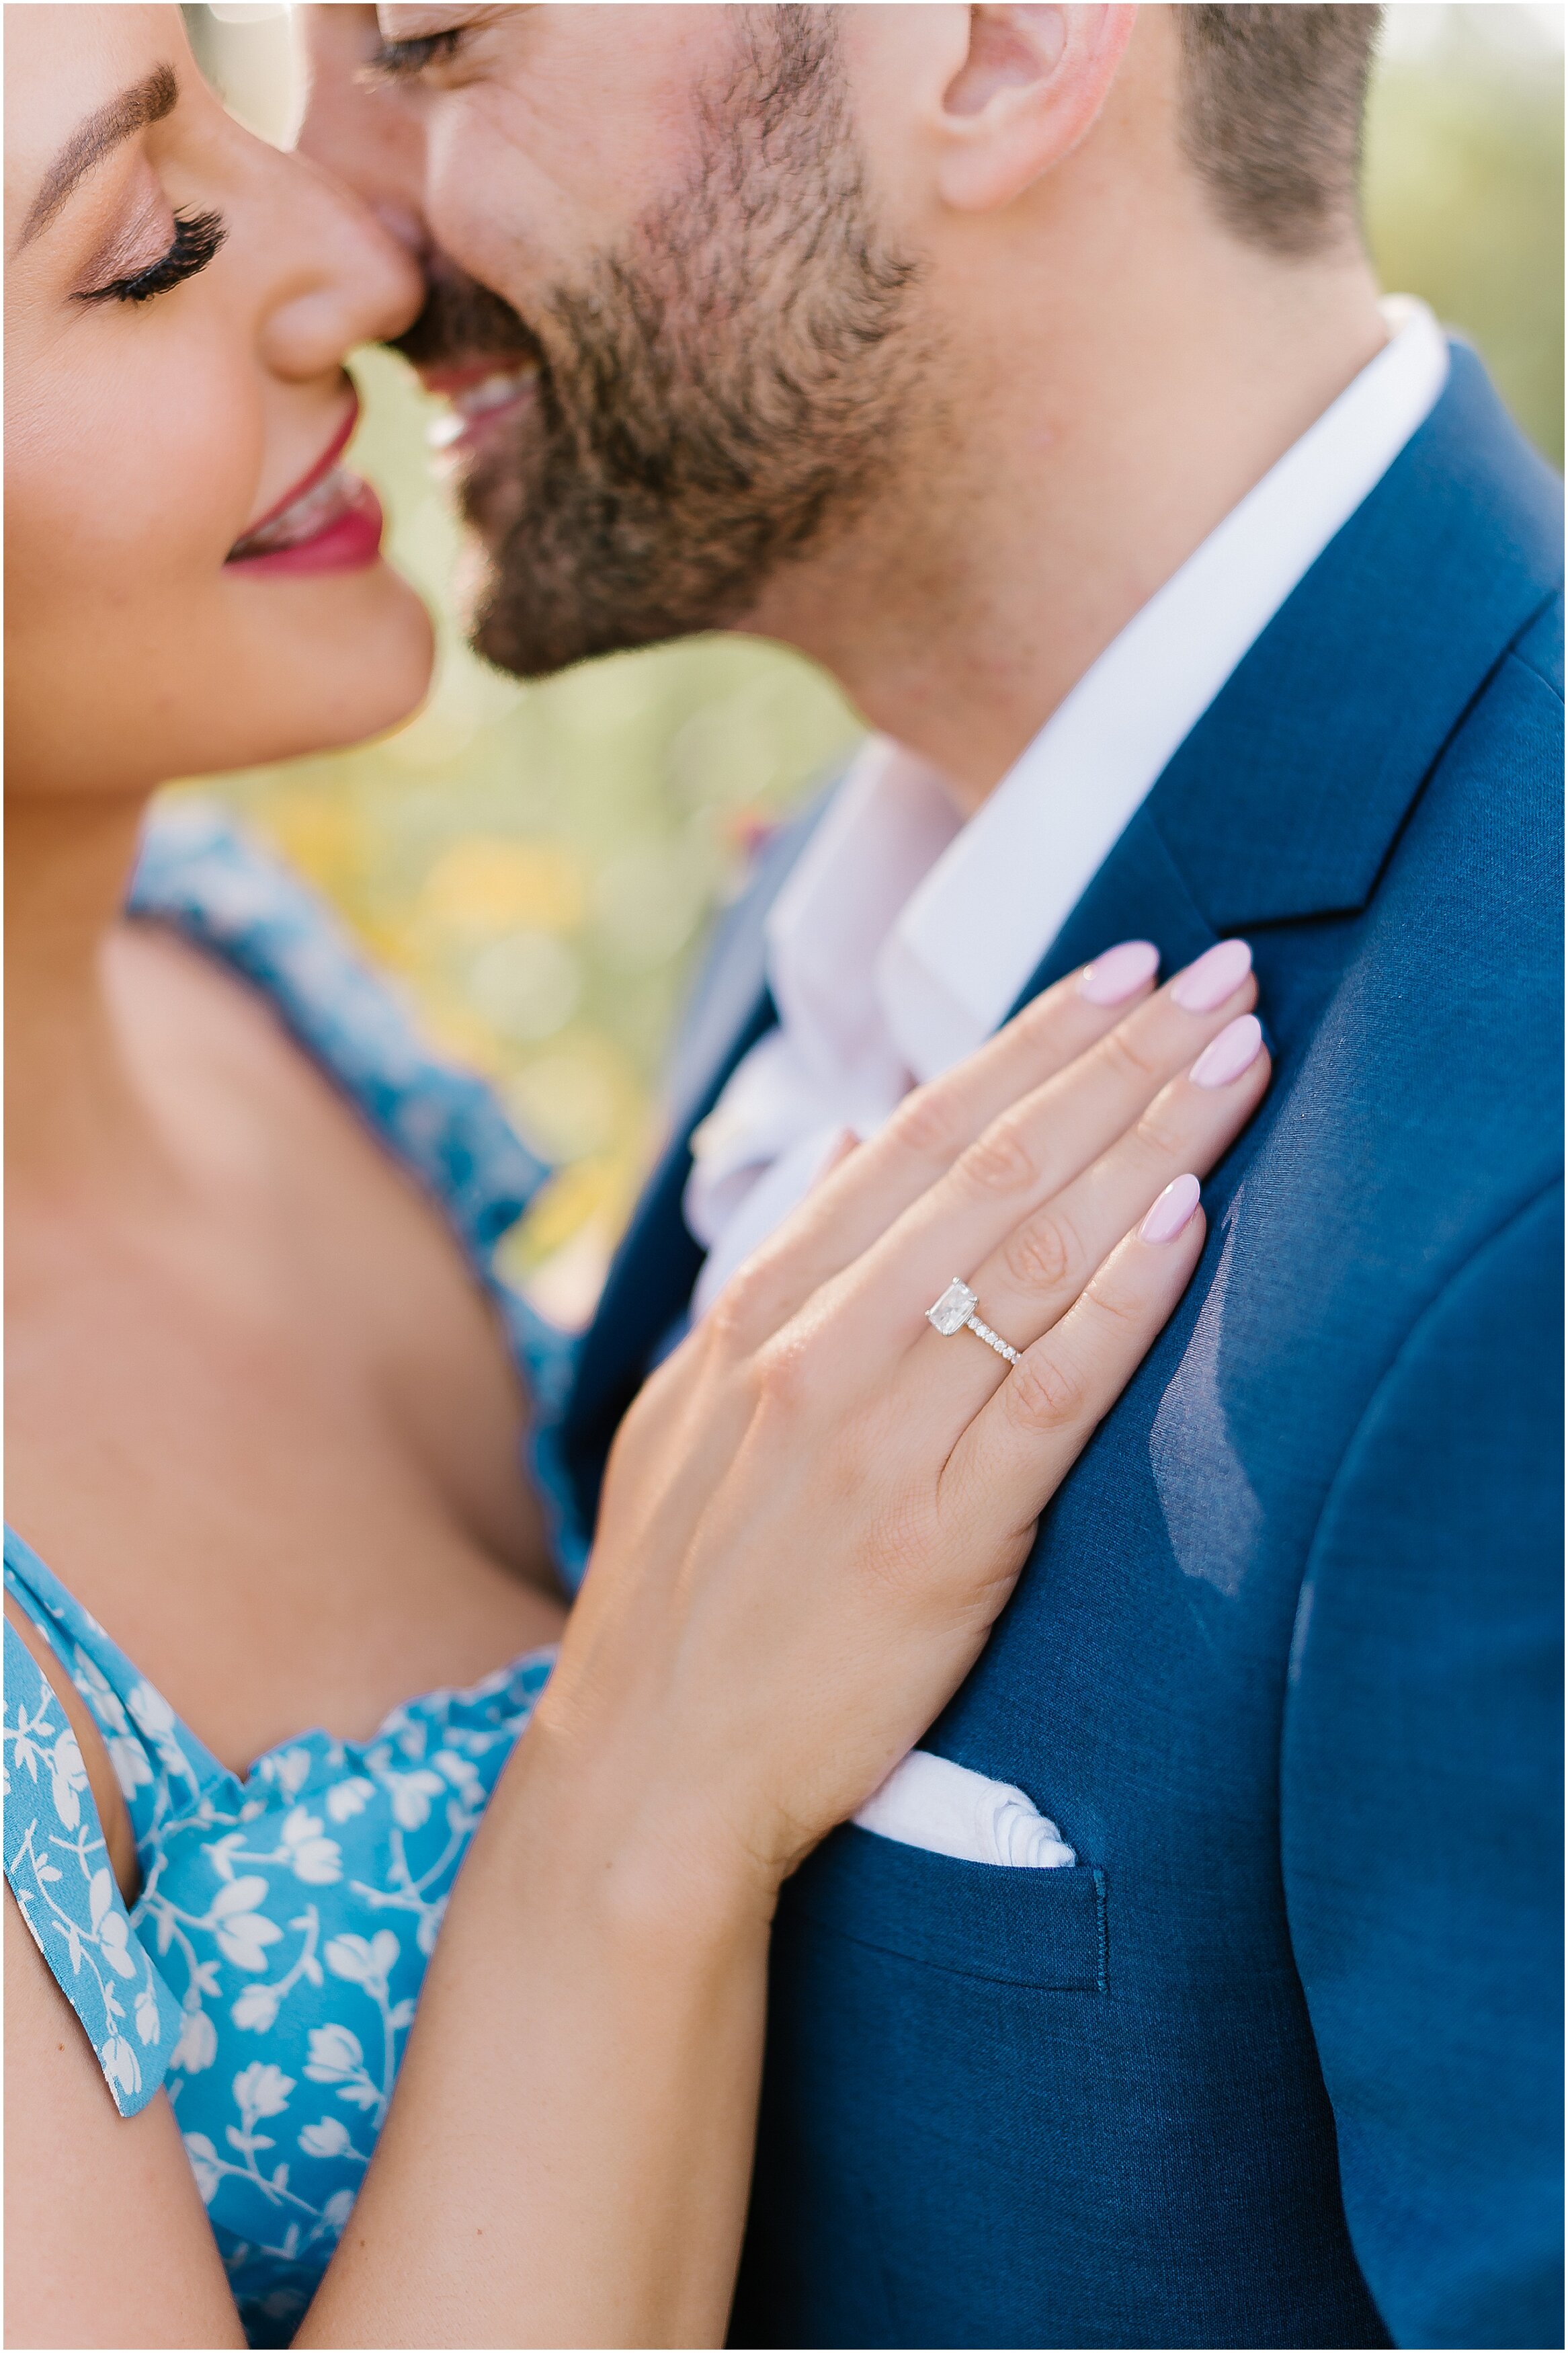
8, 8, 1279, 2345
305, 2, 1389, 808
5, 3, 561, 1782
397, 14, 936, 680
7, 15, 434, 798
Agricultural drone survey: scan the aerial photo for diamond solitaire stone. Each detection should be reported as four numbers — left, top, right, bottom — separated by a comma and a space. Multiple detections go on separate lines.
927, 1277, 979, 1337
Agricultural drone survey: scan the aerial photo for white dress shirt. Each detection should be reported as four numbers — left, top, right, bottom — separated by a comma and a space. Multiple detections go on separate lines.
685, 298, 1449, 1317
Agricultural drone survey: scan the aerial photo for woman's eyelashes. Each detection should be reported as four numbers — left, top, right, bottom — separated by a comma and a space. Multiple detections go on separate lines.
76, 208, 227, 308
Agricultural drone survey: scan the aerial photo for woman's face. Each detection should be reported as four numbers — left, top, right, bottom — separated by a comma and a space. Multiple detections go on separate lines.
5, 5, 435, 799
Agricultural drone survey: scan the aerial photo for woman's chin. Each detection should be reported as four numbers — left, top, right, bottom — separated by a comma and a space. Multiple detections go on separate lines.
323, 582, 439, 750
229, 566, 439, 766
10, 568, 441, 796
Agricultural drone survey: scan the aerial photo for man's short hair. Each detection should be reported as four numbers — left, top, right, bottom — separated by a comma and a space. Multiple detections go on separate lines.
1179, 5, 1383, 259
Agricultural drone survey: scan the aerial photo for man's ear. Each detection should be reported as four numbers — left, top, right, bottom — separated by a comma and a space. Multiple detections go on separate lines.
935, 5, 1135, 212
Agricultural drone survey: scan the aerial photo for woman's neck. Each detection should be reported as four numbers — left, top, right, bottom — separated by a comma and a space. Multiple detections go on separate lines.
5, 791, 178, 1212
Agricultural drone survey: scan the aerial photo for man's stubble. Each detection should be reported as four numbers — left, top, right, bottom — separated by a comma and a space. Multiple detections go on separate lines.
397, 9, 939, 681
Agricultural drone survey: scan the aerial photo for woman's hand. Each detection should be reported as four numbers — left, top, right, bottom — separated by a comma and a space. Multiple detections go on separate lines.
303, 936, 1268, 2353
533, 937, 1268, 1903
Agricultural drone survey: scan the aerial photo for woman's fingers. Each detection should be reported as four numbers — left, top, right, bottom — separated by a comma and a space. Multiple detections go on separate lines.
909, 1012, 1270, 1421
716, 940, 1257, 1355
700, 945, 1165, 1345
804, 945, 1258, 1360
936, 1187, 1210, 1540
608, 1006, 1266, 1643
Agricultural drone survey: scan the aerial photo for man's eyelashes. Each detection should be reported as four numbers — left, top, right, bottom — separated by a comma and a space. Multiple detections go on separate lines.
364, 28, 466, 84
76, 209, 227, 307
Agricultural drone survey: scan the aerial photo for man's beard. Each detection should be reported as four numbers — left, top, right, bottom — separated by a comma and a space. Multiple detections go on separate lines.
393, 9, 930, 680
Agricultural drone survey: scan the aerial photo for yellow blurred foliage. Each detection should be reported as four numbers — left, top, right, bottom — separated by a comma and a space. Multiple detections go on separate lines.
417, 840, 588, 940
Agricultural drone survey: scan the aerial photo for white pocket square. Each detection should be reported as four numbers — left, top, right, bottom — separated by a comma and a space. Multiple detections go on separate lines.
852, 1750, 1075, 1869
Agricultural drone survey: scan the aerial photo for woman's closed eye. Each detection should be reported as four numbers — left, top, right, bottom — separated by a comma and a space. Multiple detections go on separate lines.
76, 207, 226, 307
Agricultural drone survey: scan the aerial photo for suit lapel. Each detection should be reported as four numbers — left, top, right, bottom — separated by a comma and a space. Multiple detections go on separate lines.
1005, 344, 1562, 1021
659, 803, 825, 1142
1008, 801, 1221, 1007
558, 793, 833, 1525
561, 345, 1561, 1537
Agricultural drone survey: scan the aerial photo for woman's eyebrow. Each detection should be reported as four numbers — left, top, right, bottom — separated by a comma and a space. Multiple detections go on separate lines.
17, 62, 179, 253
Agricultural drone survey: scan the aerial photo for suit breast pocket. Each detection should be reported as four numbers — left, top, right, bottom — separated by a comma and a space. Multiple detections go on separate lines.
784, 1823, 1106, 1992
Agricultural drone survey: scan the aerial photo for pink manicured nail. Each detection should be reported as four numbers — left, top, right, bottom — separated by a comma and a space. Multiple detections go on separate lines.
1171, 937, 1253, 1012
1079, 939, 1160, 1006
1141, 1172, 1202, 1242
1190, 1012, 1264, 1089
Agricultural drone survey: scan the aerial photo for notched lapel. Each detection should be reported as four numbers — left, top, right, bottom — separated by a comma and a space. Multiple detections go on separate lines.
1005, 345, 1562, 1026
561, 348, 1561, 1538
1146, 344, 1564, 936
1007, 805, 1220, 1013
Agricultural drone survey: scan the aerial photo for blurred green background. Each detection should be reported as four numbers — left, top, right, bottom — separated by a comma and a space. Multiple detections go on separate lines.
181, 3, 1564, 1322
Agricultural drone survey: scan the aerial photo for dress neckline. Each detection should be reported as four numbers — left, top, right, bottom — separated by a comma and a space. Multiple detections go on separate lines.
4, 1523, 556, 1823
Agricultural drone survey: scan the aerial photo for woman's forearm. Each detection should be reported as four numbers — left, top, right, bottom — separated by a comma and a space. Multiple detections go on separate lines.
298, 949, 1256, 2348
297, 1715, 775, 2349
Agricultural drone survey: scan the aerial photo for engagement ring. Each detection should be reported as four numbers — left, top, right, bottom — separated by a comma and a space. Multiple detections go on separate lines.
926, 1278, 1022, 1367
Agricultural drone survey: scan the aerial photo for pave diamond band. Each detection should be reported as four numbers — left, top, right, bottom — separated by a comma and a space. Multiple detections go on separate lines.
966, 1315, 1022, 1367
925, 1277, 1022, 1367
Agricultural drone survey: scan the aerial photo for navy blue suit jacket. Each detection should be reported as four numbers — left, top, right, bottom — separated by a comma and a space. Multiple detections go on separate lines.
557, 347, 1564, 2350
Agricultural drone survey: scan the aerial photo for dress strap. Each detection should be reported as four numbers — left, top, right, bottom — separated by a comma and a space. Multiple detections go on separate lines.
3, 1617, 184, 2116
125, 801, 590, 1589
128, 802, 550, 1268
3, 1527, 227, 1848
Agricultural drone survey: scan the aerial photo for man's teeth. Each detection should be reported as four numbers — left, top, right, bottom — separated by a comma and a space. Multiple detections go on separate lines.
427, 368, 535, 450
464, 368, 533, 416
233, 464, 356, 557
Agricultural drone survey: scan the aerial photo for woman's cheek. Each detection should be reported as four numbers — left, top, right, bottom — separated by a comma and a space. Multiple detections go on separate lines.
5, 370, 257, 789
34, 343, 258, 601
6, 257, 257, 596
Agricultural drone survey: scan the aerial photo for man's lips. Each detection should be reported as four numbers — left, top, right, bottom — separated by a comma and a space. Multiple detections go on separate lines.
418, 356, 538, 454
225, 397, 384, 575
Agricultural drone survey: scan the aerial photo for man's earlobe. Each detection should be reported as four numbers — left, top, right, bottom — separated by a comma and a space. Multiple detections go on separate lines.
936, 4, 1134, 213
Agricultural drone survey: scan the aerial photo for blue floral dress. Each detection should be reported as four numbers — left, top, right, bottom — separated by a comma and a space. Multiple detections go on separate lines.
3, 803, 584, 2346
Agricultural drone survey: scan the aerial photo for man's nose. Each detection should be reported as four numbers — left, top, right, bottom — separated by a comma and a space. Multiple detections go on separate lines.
365, 200, 429, 265
294, 2, 432, 258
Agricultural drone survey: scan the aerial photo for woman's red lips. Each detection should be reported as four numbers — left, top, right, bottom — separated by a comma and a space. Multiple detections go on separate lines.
234, 396, 360, 543
226, 481, 385, 577
226, 394, 384, 576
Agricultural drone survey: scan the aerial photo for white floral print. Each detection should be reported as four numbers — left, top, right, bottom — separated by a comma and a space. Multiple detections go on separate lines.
325, 1776, 376, 1824
6, 1536, 553, 2348
3, 1634, 185, 2117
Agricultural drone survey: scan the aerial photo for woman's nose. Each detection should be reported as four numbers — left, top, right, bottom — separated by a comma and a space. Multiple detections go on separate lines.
257, 156, 426, 379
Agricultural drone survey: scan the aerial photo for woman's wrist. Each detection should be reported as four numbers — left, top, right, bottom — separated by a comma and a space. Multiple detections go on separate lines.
492, 1697, 785, 1956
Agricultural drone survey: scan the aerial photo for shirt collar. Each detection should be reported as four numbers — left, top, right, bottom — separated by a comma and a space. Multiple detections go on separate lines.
772, 296, 1450, 1091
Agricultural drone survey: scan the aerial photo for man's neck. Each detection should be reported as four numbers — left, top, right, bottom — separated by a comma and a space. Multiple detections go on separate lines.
748, 248, 1388, 815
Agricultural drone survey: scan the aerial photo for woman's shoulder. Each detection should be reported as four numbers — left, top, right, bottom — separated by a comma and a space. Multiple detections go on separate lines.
127, 801, 551, 1269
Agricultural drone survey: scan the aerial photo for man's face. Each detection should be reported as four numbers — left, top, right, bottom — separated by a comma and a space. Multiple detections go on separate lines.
298, 5, 934, 680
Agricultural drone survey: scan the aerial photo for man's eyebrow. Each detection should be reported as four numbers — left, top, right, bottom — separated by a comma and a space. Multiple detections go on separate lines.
17, 63, 179, 253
